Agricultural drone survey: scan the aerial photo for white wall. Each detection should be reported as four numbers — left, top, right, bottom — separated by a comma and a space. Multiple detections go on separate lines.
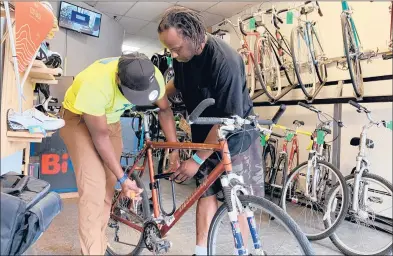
48, 1, 124, 76
213, 2, 392, 181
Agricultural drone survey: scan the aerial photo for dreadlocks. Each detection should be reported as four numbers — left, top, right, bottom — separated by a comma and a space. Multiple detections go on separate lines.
158, 6, 206, 52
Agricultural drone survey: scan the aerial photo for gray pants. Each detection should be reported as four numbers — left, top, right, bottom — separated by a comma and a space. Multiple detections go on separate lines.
195, 139, 265, 198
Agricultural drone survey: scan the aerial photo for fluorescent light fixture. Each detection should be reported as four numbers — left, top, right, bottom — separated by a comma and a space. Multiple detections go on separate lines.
122, 44, 140, 53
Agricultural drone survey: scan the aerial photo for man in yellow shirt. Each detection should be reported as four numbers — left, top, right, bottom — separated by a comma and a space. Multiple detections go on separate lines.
60, 52, 179, 255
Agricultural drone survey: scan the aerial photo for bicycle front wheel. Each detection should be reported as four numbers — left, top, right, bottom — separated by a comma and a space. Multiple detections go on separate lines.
106, 171, 150, 255
254, 36, 281, 101
207, 195, 314, 255
341, 13, 364, 97
281, 160, 349, 240
325, 173, 392, 255
290, 26, 318, 99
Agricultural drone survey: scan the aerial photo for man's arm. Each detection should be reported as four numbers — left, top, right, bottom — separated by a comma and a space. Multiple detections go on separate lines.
83, 114, 126, 180
165, 78, 177, 98
155, 93, 177, 143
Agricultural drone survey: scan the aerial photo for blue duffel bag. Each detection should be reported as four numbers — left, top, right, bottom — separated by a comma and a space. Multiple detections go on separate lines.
0, 172, 63, 255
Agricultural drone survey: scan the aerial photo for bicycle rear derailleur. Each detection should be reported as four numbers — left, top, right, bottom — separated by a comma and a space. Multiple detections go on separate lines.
143, 221, 172, 255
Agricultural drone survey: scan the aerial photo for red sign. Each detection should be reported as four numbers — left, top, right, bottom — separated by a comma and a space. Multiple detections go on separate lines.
41, 153, 69, 175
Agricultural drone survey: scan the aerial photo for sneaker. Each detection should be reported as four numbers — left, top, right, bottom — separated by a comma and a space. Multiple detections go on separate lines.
8, 108, 65, 131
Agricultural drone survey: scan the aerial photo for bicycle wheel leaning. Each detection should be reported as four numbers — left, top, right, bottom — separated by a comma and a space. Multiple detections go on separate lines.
207, 195, 314, 255
280, 160, 349, 240
290, 26, 327, 99
254, 36, 281, 101
270, 154, 288, 206
341, 13, 364, 98
325, 173, 393, 255
106, 170, 150, 255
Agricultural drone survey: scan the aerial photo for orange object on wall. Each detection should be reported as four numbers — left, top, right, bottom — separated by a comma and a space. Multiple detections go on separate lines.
15, 2, 54, 73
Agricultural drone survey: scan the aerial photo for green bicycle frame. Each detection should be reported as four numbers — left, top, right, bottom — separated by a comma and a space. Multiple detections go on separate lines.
342, 0, 361, 48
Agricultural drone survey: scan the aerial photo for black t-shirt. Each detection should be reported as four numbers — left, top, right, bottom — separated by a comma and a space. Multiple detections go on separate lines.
173, 34, 259, 155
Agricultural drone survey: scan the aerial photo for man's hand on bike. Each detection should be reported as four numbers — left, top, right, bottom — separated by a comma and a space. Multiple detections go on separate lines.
165, 150, 181, 173
121, 178, 143, 200
171, 158, 200, 182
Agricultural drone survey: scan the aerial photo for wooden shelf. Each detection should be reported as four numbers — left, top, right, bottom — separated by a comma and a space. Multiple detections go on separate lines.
28, 60, 62, 81
7, 130, 55, 143
31, 78, 59, 85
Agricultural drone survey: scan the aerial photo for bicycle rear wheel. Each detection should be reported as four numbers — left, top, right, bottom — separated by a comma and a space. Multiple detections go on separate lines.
290, 26, 318, 99
325, 173, 392, 255
341, 13, 364, 98
280, 160, 349, 240
106, 171, 150, 255
238, 48, 256, 98
254, 36, 281, 101
207, 195, 314, 255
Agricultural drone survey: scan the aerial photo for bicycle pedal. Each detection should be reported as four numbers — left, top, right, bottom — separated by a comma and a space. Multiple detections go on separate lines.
154, 239, 172, 255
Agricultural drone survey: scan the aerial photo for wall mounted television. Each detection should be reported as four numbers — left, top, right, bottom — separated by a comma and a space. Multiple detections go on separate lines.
58, 1, 102, 38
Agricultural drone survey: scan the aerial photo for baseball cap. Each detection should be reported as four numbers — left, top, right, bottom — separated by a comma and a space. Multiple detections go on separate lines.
118, 57, 163, 106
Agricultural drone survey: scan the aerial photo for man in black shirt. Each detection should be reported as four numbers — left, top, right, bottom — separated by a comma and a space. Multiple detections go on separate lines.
158, 7, 264, 255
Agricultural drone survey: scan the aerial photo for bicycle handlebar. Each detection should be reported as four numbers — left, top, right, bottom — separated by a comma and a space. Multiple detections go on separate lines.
298, 102, 320, 113
272, 105, 287, 124
188, 98, 215, 123
348, 100, 371, 113
238, 19, 247, 36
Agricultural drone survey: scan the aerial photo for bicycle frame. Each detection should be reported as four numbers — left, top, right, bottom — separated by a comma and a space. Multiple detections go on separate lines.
111, 139, 226, 237
293, 9, 327, 101
111, 111, 266, 255
341, 0, 361, 48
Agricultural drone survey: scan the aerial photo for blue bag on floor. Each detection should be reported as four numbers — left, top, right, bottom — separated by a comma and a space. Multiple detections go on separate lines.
0, 172, 63, 255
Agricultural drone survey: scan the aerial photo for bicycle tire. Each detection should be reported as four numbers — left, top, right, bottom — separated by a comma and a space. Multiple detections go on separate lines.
289, 150, 299, 171
326, 173, 393, 255
290, 26, 318, 99
207, 195, 315, 255
106, 171, 150, 255
280, 160, 349, 240
238, 48, 256, 98
263, 143, 276, 183
310, 25, 327, 85
268, 32, 297, 86
254, 36, 281, 101
270, 154, 288, 205
341, 13, 364, 98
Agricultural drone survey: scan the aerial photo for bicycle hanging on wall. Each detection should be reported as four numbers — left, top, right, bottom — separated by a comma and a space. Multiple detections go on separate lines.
290, 1, 327, 102
341, 0, 364, 98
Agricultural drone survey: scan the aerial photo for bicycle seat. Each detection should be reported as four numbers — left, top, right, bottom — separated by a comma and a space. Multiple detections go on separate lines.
350, 137, 375, 149
132, 105, 159, 112
293, 120, 305, 126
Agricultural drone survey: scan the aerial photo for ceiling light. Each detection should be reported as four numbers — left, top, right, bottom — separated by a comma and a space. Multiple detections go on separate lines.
122, 44, 140, 54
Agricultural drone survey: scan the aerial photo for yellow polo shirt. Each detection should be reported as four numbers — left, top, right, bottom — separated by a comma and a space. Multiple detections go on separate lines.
62, 57, 165, 124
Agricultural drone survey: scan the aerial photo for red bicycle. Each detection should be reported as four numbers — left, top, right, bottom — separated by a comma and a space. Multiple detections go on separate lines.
105, 99, 314, 255
264, 121, 312, 205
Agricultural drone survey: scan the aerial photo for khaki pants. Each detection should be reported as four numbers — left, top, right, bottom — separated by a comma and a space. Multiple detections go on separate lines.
59, 109, 123, 255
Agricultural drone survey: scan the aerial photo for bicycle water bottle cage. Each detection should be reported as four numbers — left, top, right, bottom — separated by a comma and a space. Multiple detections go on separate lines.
153, 173, 177, 216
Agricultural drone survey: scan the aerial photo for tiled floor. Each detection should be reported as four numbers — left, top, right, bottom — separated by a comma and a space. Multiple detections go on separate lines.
30, 176, 346, 255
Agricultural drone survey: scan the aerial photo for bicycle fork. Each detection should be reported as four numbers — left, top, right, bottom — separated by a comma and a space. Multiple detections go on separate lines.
221, 174, 265, 255
304, 152, 320, 202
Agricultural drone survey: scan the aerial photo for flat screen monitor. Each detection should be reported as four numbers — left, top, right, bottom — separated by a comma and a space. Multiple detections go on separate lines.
58, 1, 102, 38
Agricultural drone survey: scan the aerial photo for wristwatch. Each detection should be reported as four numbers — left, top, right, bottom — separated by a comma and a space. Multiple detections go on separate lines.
118, 173, 128, 185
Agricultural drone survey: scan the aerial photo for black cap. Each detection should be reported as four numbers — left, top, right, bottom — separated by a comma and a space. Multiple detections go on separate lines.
119, 58, 161, 106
